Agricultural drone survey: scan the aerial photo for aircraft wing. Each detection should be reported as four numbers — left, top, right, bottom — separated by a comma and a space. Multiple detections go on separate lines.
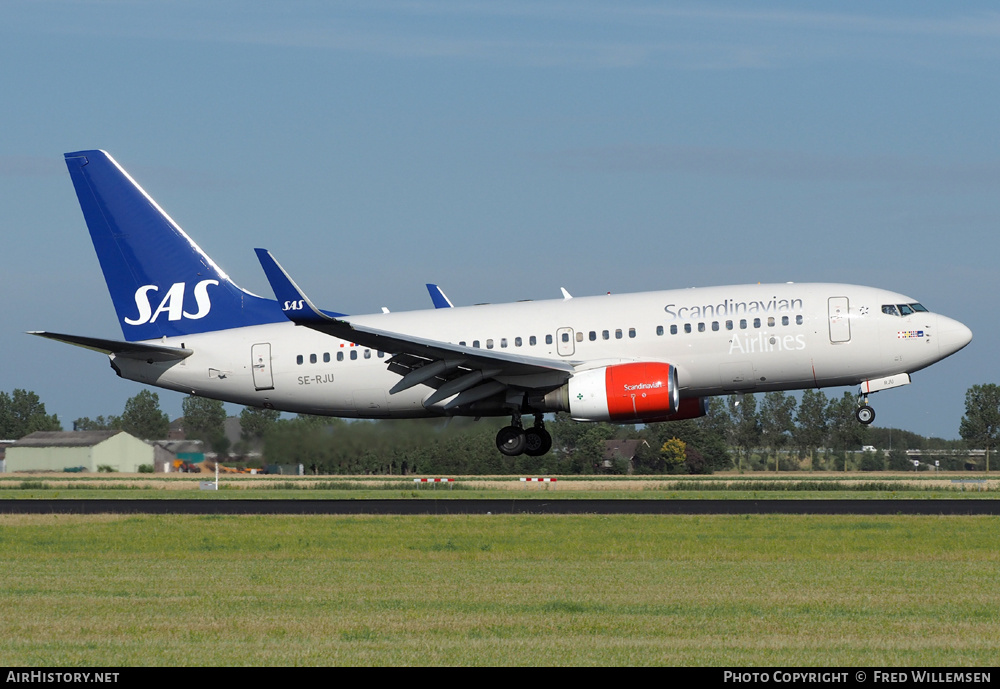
29, 331, 193, 362
255, 249, 576, 405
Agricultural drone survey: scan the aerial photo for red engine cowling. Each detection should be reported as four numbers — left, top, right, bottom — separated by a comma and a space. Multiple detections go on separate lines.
567, 362, 679, 422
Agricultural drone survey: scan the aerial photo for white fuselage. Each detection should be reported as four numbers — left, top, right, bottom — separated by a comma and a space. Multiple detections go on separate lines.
112, 282, 971, 419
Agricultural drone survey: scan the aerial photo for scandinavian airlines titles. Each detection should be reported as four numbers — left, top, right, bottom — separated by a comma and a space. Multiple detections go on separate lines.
664, 296, 804, 320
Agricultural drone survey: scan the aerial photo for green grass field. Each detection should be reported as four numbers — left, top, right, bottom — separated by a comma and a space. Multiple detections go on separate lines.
1, 513, 998, 666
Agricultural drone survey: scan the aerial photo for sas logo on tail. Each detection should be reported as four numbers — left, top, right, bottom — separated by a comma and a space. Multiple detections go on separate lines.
124, 280, 219, 326
283, 300, 305, 311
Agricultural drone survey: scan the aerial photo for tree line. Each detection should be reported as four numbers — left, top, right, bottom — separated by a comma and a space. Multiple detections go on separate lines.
4, 384, 1000, 474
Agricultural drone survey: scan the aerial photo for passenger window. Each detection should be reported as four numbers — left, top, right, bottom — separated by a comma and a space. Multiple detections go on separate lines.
697, 323, 705, 333
296, 355, 303, 365
628, 328, 636, 338
350, 350, 357, 360
337, 352, 344, 362
589, 331, 597, 341
740, 319, 748, 329
782, 316, 789, 326
530, 336, 537, 346
796, 315, 803, 325
501, 338, 508, 348
670, 324, 678, 335
726, 320, 733, 331
656, 325, 664, 336
561, 333, 570, 343
753, 318, 761, 328
459, 341, 466, 346
377, 351, 384, 358
684, 323, 692, 334
712, 321, 719, 331
603, 330, 610, 340
364, 349, 371, 359
545, 335, 553, 345
767, 317, 774, 327
310, 353, 317, 364
487, 339, 494, 349
615, 329, 623, 339
323, 352, 330, 363
515, 337, 522, 347
473, 340, 480, 348
576, 332, 583, 343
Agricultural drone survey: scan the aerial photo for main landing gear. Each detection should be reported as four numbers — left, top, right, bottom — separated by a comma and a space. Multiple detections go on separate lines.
496, 414, 552, 457
855, 393, 876, 425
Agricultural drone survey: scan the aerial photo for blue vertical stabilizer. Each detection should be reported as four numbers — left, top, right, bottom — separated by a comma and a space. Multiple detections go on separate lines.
64, 150, 285, 341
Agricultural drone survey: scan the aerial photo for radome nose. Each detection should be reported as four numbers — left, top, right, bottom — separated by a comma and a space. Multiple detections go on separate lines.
937, 315, 972, 358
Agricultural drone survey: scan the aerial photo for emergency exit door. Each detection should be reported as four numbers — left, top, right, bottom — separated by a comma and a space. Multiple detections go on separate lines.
556, 327, 575, 356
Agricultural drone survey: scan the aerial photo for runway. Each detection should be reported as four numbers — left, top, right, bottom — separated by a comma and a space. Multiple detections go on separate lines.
2, 499, 999, 515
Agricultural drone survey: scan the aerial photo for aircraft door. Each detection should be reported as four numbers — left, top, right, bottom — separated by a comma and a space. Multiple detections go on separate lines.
251, 343, 274, 391
556, 327, 575, 356
828, 297, 851, 343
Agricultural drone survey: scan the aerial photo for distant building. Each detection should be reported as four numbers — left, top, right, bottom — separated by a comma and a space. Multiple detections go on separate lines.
4, 431, 154, 473
151, 439, 204, 473
602, 439, 650, 473
168, 416, 244, 447
167, 418, 186, 440
0, 440, 15, 473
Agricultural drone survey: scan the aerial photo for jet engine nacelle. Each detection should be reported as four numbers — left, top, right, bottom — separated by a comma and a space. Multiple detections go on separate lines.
639, 396, 709, 423
567, 362, 679, 422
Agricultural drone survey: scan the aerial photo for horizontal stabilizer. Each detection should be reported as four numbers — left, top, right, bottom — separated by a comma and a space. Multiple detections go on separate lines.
29, 331, 192, 362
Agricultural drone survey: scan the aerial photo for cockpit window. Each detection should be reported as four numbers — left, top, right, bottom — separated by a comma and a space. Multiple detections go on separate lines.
884, 303, 928, 317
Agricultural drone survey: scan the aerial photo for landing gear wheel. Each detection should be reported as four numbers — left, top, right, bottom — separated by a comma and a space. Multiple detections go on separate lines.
523, 427, 553, 457
856, 405, 875, 425
496, 425, 527, 456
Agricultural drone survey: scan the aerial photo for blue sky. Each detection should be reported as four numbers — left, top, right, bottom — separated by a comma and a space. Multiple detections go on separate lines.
1, 1, 996, 439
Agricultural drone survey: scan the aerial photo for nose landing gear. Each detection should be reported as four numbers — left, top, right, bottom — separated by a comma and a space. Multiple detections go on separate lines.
496, 414, 552, 456
855, 393, 875, 425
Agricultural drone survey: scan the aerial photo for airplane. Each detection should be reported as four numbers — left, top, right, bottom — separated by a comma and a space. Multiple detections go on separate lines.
33, 150, 973, 457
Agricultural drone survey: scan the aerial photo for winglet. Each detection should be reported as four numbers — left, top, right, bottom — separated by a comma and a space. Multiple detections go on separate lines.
254, 249, 335, 324
426, 283, 454, 309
